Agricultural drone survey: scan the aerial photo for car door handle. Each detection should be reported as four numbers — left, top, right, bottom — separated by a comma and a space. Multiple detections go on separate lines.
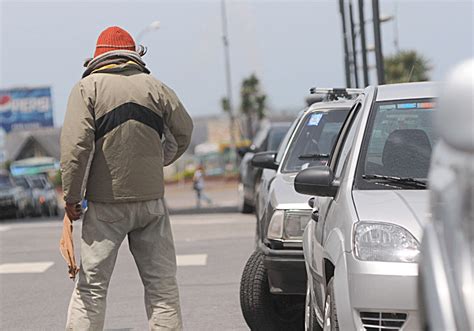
311, 209, 319, 223
308, 197, 315, 208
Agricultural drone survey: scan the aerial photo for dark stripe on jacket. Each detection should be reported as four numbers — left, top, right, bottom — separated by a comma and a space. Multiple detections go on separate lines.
95, 102, 164, 141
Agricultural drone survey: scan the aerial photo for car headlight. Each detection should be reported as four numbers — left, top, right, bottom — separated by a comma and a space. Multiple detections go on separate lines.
268, 209, 312, 242
354, 222, 420, 263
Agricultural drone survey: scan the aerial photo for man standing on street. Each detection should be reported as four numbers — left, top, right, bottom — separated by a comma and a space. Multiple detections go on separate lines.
60, 26, 193, 330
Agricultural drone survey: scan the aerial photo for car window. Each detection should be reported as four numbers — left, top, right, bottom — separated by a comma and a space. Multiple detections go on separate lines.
268, 126, 290, 151
275, 118, 300, 164
334, 104, 363, 177
13, 177, 30, 189
252, 125, 270, 150
356, 99, 437, 188
30, 177, 45, 189
282, 109, 349, 173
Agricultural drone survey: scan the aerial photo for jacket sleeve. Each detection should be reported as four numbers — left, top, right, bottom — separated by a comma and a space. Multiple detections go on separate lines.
60, 82, 95, 204
160, 85, 193, 163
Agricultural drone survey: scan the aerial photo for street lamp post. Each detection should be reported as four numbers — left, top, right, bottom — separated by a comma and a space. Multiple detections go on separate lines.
349, 1, 359, 87
358, 0, 369, 86
339, 0, 352, 88
372, 0, 385, 84
221, 0, 237, 157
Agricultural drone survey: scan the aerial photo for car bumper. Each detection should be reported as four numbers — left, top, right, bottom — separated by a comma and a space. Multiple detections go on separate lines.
335, 251, 421, 330
258, 241, 306, 295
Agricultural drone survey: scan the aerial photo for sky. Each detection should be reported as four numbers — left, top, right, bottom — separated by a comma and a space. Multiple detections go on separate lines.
0, 0, 473, 127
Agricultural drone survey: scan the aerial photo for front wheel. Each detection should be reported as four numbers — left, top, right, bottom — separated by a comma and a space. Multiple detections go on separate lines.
240, 250, 304, 330
323, 278, 339, 331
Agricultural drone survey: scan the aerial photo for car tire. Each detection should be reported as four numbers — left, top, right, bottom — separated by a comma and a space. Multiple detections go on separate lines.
238, 183, 254, 214
305, 280, 322, 331
323, 278, 339, 331
240, 250, 304, 331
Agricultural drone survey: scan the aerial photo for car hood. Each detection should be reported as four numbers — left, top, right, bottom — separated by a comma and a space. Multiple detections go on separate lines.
270, 172, 312, 210
352, 190, 430, 241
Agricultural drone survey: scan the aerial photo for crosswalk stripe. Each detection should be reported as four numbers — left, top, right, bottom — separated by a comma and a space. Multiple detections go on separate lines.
176, 254, 207, 266
0, 262, 54, 274
0, 226, 12, 232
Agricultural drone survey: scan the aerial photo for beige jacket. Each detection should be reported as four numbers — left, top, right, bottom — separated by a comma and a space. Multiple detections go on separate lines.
60, 59, 193, 203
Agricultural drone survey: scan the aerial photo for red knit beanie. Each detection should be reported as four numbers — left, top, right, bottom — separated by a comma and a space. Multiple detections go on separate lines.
94, 26, 136, 58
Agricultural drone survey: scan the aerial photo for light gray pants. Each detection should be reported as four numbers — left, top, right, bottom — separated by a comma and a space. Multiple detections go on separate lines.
66, 199, 182, 331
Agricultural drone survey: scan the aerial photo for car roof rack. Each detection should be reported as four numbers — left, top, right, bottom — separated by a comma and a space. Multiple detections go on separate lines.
310, 87, 363, 101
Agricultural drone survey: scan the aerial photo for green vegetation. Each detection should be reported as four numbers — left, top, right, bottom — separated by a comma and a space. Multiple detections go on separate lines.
240, 73, 267, 140
384, 50, 431, 84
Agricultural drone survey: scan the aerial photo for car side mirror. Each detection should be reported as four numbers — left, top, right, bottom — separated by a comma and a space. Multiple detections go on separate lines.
294, 166, 338, 197
251, 151, 278, 170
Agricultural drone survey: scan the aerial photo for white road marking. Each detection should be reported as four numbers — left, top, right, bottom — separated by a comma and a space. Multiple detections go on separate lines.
176, 254, 207, 266
0, 226, 12, 232
0, 262, 54, 274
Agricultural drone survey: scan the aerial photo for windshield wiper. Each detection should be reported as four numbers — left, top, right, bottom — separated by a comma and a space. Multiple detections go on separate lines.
362, 174, 427, 189
298, 153, 330, 160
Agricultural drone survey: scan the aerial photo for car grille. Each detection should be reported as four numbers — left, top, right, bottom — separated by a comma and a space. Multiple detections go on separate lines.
360, 311, 407, 330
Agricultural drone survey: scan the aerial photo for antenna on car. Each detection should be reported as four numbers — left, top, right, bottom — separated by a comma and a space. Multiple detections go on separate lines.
309, 87, 363, 101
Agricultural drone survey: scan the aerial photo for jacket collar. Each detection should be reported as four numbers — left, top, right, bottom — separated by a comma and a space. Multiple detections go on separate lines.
82, 50, 150, 78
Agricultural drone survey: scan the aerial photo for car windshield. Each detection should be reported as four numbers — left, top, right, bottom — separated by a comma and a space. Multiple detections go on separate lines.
357, 99, 437, 189
13, 177, 30, 189
0, 175, 13, 189
282, 109, 349, 173
268, 126, 290, 151
30, 177, 46, 189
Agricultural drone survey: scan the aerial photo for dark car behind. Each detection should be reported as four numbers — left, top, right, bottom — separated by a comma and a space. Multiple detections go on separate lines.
237, 122, 292, 213
0, 172, 31, 219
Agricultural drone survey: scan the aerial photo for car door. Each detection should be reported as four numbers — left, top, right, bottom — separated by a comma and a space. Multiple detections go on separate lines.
310, 100, 364, 309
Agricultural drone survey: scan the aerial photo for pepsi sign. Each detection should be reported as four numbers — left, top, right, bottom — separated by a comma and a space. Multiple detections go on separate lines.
0, 87, 54, 132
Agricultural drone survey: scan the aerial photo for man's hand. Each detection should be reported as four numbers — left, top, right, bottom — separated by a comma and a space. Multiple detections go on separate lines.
65, 202, 82, 221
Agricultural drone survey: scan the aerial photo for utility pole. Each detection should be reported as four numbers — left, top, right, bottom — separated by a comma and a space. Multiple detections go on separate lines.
339, 0, 352, 87
372, 0, 385, 84
358, 0, 369, 86
220, 0, 237, 156
349, 1, 359, 87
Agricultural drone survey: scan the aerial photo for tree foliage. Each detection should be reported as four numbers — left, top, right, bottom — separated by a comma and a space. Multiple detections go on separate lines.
384, 50, 431, 84
240, 73, 267, 139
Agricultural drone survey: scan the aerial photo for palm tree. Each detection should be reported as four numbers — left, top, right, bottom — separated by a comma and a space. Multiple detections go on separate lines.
384, 50, 431, 84
240, 74, 267, 140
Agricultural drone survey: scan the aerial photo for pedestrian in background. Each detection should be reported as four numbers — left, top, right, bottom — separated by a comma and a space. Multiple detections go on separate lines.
60, 26, 193, 330
192, 166, 212, 208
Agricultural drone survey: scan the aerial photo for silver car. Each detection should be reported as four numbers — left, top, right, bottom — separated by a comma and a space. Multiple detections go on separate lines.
420, 59, 474, 331
240, 90, 355, 330
296, 82, 437, 330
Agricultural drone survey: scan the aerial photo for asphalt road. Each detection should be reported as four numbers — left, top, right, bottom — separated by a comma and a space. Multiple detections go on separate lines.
0, 212, 255, 330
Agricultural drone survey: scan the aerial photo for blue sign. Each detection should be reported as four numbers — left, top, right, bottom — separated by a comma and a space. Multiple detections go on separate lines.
0, 87, 54, 132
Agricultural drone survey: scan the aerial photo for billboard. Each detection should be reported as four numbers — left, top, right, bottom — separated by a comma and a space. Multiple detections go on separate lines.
0, 87, 54, 132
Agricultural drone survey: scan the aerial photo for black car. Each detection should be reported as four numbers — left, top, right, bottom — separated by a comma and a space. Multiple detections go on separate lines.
237, 122, 291, 213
